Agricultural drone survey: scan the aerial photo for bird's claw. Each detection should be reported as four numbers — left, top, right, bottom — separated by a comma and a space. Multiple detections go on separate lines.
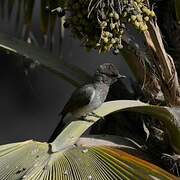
78, 116, 86, 121
78, 112, 104, 122
88, 112, 104, 120
78, 116, 96, 123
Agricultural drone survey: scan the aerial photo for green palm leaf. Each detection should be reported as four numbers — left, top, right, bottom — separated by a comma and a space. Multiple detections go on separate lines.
0, 140, 176, 180
51, 100, 180, 154
0, 100, 179, 179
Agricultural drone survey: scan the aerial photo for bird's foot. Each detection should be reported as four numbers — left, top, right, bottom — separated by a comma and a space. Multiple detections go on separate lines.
78, 112, 104, 123
88, 112, 104, 120
78, 115, 87, 121
78, 116, 96, 123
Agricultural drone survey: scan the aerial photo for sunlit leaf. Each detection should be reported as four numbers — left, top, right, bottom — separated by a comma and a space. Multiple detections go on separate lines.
0, 100, 179, 179
0, 140, 176, 179
51, 100, 180, 154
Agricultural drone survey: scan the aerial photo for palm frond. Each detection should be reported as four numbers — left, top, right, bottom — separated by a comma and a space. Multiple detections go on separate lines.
0, 100, 179, 179
52, 100, 180, 154
0, 140, 176, 180
0, 32, 91, 87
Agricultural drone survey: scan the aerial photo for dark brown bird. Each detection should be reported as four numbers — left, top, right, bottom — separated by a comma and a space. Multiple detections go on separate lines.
49, 63, 124, 142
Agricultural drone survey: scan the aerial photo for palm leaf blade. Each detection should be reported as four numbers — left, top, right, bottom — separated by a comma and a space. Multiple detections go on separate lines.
0, 140, 176, 179
52, 100, 180, 154
0, 100, 179, 179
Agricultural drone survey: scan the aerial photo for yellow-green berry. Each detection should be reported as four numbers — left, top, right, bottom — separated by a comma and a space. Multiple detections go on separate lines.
109, 13, 114, 18
137, 15, 143, 22
142, 7, 148, 13
109, 33, 113, 38
104, 31, 110, 37
139, 23, 147, 31
138, 3, 143, 8
131, 15, 137, 21
150, 10, 156, 17
122, 12, 127, 17
119, 29, 124, 35
144, 16, 149, 21
103, 37, 109, 43
111, 38, 116, 44
113, 12, 119, 20
134, 21, 140, 28
118, 44, 123, 49
101, 21, 107, 28
143, 24, 148, 31
110, 23, 116, 30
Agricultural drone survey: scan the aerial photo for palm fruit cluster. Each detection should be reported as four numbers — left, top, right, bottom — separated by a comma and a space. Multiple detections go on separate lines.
66, 0, 155, 54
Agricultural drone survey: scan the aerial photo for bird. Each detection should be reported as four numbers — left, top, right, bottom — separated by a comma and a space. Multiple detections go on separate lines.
48, 63, 125, 142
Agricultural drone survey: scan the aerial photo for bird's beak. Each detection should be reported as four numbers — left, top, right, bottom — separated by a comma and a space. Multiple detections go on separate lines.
117, 74, 126, 79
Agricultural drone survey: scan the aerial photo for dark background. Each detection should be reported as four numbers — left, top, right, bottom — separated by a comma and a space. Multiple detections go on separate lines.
0, 1, 132, 144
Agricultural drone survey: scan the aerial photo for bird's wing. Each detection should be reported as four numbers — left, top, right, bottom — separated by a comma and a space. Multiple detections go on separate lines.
48, 85, 95, 143
61, 84, 95, 116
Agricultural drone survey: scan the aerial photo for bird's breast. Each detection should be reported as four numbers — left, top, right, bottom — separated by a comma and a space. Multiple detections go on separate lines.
72, 83, 109, 118
90, 83, 109, 107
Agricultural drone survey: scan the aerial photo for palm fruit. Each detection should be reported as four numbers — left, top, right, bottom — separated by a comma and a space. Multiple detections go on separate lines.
65, 0, 155, 54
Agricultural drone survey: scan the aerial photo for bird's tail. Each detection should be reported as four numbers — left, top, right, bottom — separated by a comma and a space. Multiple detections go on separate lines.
48, 115, 66, 143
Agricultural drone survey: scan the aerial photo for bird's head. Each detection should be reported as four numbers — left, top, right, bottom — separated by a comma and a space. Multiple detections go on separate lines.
94, 63, 125, 85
